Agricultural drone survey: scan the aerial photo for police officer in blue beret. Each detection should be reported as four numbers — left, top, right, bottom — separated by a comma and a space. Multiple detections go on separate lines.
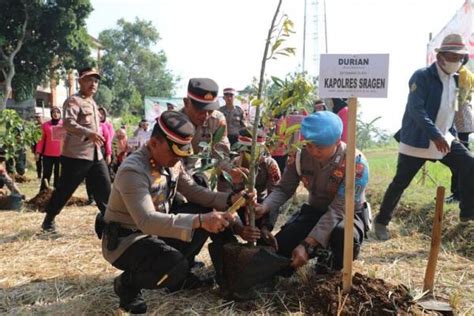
256, 111, 370, 273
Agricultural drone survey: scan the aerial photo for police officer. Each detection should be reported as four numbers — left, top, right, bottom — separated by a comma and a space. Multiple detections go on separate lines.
181, 79, 246, 185
41, 67, 111, 232
218, 87, 246, 146
102, 111, 253, 313
256, 111, 369, 273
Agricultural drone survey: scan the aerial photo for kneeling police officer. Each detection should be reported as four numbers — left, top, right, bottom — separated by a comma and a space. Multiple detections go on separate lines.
256, 111, 370, 274
101, 110, 251, 313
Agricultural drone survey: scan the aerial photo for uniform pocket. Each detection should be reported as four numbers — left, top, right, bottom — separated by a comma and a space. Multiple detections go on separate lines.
79, 106, 94, 126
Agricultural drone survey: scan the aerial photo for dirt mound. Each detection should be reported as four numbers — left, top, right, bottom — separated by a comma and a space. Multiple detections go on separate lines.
13, 174, 31, 183
283, 271, 414, 315
25, 189, 90, 211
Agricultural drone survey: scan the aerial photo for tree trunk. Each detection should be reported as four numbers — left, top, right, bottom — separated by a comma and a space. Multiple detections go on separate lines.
1, 68, 14, 111
0, 4, 28, 111
247, 0, 283, 228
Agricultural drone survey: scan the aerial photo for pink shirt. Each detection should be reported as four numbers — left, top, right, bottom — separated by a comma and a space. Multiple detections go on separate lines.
101, 122, 112, 156
337, 107, 348, 143
103, 120, 115, 142
36, 120, 63, 157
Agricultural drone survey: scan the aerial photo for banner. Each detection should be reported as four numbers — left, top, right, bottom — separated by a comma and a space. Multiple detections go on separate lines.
426, 0, 473, 65
144, 97, 183, 122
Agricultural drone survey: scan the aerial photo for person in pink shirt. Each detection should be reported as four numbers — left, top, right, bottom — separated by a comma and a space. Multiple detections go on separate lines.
36, 107, 63, 192
331, 98, 348, 143
99, 107, 114, 164
270, 115, 288, 174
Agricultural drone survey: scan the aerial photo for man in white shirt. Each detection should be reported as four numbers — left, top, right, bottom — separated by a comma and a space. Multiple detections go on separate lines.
374, 34, 474, 240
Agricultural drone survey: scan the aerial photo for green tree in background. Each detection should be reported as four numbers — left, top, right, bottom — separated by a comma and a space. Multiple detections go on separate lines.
94, 85, 113, 110
99, 18, 177, 116
0, 0, 93, 109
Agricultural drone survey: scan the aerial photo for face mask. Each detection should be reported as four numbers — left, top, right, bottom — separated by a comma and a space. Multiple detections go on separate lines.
442, 60, 462, 74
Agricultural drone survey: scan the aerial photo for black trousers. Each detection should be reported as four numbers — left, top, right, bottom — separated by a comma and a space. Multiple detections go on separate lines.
36, 155, 43, 179
112, 200, 235, 292
45, 155, 111, 216
112, 229, 209, 292
275, 204, 365, 270
376, 140, 474, 225
450, 133, 471, 196
39, 156, 60, 192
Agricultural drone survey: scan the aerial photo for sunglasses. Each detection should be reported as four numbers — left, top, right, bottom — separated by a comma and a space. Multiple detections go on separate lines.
224, 93, 234, 97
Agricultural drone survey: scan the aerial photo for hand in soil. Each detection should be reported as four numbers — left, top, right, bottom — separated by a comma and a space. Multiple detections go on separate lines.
201, 211, 232, 233
290, 245, 309, 268
238, 225, 261, 243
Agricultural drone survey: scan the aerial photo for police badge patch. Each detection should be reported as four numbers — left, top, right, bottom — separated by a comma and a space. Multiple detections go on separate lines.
410, 83, 417, 93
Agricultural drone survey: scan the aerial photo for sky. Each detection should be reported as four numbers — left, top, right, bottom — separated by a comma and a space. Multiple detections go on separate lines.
86, 0, 467, 132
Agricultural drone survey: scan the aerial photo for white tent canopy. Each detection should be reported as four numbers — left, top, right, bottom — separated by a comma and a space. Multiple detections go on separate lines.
426, 0, 473, 64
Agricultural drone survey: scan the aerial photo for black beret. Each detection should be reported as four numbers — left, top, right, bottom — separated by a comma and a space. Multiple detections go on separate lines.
152, 111, 195, 157
187, 78, 219, 110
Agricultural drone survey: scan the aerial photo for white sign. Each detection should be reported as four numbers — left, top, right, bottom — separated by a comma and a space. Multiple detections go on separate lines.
319, 54, 389, 98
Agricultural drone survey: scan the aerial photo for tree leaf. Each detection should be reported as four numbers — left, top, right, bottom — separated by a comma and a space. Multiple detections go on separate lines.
212, 125, 226, 145
221, 170, 233, 184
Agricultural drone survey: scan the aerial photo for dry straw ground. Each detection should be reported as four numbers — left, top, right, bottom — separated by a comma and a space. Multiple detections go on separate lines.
1, 150, 473, 315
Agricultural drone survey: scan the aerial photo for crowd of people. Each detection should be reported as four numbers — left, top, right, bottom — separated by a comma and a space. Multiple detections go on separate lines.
0, 33, 472, 313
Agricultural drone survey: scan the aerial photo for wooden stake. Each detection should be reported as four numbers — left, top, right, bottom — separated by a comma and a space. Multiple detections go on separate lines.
423, 186, 445, 292
342, 97, 357, 293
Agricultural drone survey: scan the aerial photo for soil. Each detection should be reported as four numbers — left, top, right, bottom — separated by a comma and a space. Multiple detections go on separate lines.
285, 271, 415, 315
25, 188, 89, 211
13, 174, 31, 183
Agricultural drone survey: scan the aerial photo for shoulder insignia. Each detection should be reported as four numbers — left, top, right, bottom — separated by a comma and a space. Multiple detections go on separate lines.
410, 83, 417, 93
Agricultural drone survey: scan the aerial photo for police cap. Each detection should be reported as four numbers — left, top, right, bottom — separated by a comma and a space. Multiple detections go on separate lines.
301, 111, 343, 146
78, 67, 101, 80
237, 128, 266, 147
187, 78, 219, 110
152, 111, 195, 157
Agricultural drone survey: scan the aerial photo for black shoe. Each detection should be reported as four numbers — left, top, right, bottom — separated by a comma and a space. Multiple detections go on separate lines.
313, 249, 334, 274
178, 273, 214, 291
113, 275, 147, 314
445, 194, 460, 204
166, 272, 214, 293
41, 214, 56, 233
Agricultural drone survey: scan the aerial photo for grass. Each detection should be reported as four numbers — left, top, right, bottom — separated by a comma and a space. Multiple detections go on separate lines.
0, 148, 473, 315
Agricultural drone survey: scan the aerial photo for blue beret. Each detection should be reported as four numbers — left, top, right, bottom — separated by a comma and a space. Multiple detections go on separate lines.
301, 111, 343, 146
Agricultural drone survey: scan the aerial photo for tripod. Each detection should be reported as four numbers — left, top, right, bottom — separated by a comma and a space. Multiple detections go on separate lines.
417, 163, 438, 186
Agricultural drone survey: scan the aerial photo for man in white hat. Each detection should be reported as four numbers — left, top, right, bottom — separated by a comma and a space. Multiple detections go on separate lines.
374, 33, 474, 240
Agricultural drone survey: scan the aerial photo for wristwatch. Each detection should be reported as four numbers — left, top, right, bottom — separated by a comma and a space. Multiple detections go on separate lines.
299, 240, 317, 258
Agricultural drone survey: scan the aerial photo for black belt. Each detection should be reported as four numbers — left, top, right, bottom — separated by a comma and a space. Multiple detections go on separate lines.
117, 226, 143, 238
